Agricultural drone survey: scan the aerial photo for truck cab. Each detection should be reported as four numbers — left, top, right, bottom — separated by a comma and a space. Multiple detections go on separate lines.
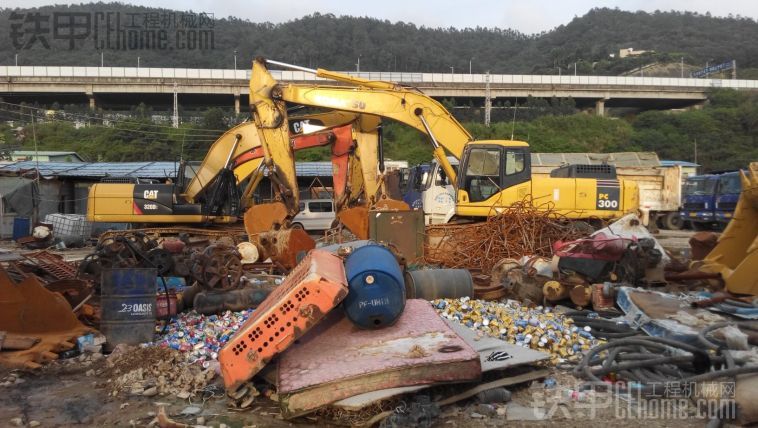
714, 172, 742, 226
401, 164, 432, 210
419, 157, 459, 225
680, 174, 719, 230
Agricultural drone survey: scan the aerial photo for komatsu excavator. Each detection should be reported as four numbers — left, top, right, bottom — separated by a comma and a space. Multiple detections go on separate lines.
249, 58, 639, 222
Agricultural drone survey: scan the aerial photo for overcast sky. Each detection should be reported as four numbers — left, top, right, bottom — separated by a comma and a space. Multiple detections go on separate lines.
5, 0, 757, 34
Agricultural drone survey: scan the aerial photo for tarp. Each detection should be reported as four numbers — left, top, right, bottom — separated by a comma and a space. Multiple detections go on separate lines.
0, 176, 62, 220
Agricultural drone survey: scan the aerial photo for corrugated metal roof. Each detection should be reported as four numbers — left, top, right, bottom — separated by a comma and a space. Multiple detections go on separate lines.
0, 160, 334, 179
661, 160, 700, 167
531, 152, 661, 167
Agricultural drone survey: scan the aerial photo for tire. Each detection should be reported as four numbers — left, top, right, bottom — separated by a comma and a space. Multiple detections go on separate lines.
290, 222, 304, 230
662, 212, 683, 230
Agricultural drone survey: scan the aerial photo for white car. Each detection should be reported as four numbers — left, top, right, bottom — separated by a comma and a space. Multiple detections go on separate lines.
292, 199, 336, 231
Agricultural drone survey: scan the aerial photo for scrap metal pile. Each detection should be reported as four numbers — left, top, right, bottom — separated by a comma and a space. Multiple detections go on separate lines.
425, 201, 587, 272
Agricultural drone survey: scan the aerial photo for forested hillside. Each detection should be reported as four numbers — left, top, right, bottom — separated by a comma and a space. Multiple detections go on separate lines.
1, 4, 757, 75
1, 89, 756, 172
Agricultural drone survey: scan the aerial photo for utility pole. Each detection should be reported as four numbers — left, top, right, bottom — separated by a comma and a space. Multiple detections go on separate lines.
234, 50, 237, 70
14, 54, 18, 66
450, 66, 454, 75
172, 83, 179, 129
101, 51, 104, 67
356, 56, 361, 72
484, 71, 492, 127
732, 60, 737, 79
681, 57, 684, 78
574, 62, 577, 76
469, 58, 473, 74
137, 57, 141, 68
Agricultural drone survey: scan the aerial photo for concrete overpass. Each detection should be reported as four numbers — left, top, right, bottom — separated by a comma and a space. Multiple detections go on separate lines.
2, 65, 757, 116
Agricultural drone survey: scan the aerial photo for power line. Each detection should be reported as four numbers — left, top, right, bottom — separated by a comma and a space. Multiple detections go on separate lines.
0, 107, 220, 143
0, 100, 230, 135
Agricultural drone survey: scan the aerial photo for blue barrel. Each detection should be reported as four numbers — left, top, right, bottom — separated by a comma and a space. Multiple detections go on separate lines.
12, 217, 30, 240
343, 245, 405, 329
100, 268, 157, 351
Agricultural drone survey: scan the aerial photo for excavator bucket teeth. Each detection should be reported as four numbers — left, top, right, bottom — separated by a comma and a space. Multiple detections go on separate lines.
700, 162, 758, 295
338, 206, 369, 240
244, 202, 289, 236
0, 269, 91, 368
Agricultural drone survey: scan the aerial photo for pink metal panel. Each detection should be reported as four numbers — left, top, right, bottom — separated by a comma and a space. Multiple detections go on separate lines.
277, 299, 481, 417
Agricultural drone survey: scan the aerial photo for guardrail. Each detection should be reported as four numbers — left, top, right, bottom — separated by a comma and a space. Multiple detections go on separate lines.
1, 66, 757, 89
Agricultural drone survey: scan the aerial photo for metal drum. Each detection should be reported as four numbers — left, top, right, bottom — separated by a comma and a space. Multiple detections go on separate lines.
404, 269, 474, 300
343, 244, 405, 329
100, 268, 157, 351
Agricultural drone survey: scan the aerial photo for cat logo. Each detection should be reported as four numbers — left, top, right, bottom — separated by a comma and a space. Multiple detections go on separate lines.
143, 190, 159, 200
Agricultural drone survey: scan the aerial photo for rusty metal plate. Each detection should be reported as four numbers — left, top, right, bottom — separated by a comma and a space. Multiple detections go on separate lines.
368, 209, 424, 263
0, 269, 92, 369
277, 299, 481, 418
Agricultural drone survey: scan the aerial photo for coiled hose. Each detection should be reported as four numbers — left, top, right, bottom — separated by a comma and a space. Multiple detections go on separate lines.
563, 309, 640, 339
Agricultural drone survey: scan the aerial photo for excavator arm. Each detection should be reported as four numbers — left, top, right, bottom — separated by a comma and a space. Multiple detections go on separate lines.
252, 58, 463, 186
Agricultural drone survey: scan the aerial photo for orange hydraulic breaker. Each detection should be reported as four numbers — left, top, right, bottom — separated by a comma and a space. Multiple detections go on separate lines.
218, 249, 348, 392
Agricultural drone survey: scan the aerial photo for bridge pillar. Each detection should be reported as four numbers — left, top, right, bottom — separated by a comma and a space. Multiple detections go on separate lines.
87, 92, 95, 110
234, 94, 240, 115
595, 98, 607, 117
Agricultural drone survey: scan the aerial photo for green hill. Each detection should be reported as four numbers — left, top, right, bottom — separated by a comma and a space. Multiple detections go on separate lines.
1, 4, 757, 75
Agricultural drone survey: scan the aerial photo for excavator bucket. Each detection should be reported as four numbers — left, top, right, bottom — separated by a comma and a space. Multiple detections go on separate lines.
0, 269, 91, 368
700, 162, 758, 295
337, 198, 411, 240
244, 202, 289, 236
337, 206, 370, 240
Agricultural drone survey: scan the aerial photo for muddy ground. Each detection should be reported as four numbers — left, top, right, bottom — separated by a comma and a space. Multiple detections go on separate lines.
0, 229, 714, 427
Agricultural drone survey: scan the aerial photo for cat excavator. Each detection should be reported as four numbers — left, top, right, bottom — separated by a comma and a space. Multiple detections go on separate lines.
248, 58, 639, 223
87, 111, 404, 237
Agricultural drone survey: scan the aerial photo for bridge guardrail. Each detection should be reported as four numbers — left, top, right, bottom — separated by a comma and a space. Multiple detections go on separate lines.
0, 66, 756, 89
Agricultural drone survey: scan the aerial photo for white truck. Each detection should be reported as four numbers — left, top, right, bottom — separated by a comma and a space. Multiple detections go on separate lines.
410, 152, 685, 229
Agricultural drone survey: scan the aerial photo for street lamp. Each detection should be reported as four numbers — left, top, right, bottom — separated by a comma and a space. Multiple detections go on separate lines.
356, 55, 361, 72
450, 66, 454, 74
234, 50, 237, 70
137, 56, 141, 68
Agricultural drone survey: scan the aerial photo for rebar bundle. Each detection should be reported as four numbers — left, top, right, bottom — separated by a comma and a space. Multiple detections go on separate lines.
424, 201, 587, 273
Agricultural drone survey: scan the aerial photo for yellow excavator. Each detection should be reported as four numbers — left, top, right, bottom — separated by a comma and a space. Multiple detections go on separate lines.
699, 162, 758, 295
87, 111, 404, 237
249, 58, 639, 222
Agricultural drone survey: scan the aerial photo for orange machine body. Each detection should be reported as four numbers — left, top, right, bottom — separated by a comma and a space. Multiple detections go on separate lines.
218, 249, 348, 392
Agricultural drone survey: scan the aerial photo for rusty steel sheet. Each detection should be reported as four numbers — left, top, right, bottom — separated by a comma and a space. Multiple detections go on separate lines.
218, 249, 348, 394
244, 202, 289, 236
22, 250, 78, 280
276, 299, 481, 418
0, 269, 92, 369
